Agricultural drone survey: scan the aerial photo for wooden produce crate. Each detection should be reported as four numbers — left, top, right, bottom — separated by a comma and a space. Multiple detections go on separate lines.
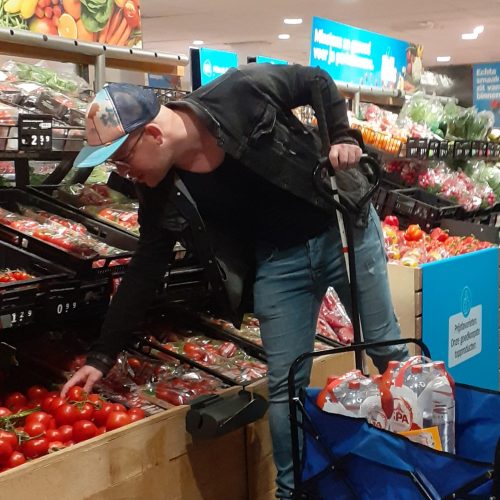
0, 387, 248, 500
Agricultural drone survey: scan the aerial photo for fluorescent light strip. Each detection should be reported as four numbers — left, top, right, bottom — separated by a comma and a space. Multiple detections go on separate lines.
474, 25, 484, 34
462, 32, 478, 40
436, 56, 451, 62
192, 40, 204, 45
284, 18, 303, 25
278, 33, 290, 40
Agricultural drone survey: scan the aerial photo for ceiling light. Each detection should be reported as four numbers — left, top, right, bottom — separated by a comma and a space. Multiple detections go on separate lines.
473, 25, 484, 34
284, 18, 303, 25
278, 33, 290, 40
462, 32, 478, 40
192, 40, 204, 45
436, 56, 451, 63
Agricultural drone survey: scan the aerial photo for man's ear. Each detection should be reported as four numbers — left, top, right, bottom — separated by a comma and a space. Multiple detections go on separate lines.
144, 123, 164, 144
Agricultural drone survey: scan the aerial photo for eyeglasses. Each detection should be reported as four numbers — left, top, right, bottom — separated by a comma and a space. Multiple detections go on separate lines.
108, 129, 145, 180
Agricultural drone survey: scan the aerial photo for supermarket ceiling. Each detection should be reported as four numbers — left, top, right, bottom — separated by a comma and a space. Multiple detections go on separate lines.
140, 0, 500, 68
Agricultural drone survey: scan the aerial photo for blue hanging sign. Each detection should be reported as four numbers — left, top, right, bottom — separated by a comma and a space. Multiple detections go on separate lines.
309, 16, 410, 89
255, 55, 288, 65
473, 62, 500, 128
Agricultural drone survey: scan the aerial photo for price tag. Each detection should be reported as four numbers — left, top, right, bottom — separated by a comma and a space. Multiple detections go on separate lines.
439, 140, 450, 159
18, 114, 52, 151
54, 301, 77, 316
495, 144, 500, 158
0, 309, 34, 328
486, 142, 496, 158
427, 140, 440, 159
406, 138, 428, 159
453, 140, 471, 159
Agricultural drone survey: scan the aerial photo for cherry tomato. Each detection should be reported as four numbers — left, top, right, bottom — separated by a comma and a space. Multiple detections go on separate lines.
74, 402, 94, 421
93, 402, 113, 427
25, 411, 55, 430
27, 386, 48, 404
73, 420, 97, 443
67, 386, 86, 403
0, 407, 12, 418
183, 342, 204, 361
0, 438, 13, 463
48, 441, 65, 453
87, 394, 103, 406
0, 431, 17, 452
111, 403, 127, 413
6, 451, 25, 468
48, 396, 66, 414
22, 438, 49, 459
128, 408, 145, 422
5, 393, 27, 412
57, 425, 73, 443
127, 357, 141, 371
45, 429, 62, 442
41, 396, 56, 413
54, 403, 79, 426
96, 426, 106, 436
106, 411, 131, 431
24, 421, 47, 438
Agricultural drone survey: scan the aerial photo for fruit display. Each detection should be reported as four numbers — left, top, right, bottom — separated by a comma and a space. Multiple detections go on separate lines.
0, 205, 127, 258
146, 325, 268, 384
0, 384, 145, 472
381, 216, 493, 267
0, 0, 141, 47
317, 287, 354, 345
0, 268, 35, 282
202, 313, 335, 352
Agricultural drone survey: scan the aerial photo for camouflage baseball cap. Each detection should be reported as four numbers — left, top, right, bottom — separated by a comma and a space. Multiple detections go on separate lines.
74, 83, 160, 168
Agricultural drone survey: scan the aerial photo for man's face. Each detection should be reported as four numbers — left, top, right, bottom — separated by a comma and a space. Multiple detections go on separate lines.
109, 127, 170, 188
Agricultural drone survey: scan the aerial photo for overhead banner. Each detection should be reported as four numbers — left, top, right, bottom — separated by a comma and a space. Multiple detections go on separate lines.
0, 0, 142, 47
310, 16, 410, 90
473, 62, 500, 127
254, 55, 288, 65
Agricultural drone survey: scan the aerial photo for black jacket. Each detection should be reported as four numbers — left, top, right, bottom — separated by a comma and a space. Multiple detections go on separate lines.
87, 64, 371, 373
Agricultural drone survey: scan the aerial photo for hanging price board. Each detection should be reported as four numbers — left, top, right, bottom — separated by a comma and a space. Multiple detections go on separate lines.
406, 138, 428, 159
427, 140, 440, 159
0, 308, 34, 329
453, 140, 471, 159
439, 140, 450, 159
18, 115, 52, 151
471, 141, 487, 158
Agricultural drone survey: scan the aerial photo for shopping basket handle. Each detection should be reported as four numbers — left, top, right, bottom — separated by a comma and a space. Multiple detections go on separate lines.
356, 153, 382, 209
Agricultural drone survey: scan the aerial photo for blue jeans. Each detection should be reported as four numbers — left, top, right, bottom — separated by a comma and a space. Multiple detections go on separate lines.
253, 205, 407, 498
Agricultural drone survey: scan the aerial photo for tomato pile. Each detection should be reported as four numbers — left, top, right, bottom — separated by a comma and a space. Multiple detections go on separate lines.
0, 385, 144, 472
382, 216, 494, 267
0, 269, 34, 283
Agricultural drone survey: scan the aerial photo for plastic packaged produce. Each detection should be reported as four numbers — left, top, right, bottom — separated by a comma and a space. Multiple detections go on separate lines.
0, 81, 23, 105
443, 101, 494, 141
56, 183, 130, 208
317, 287, 354, 345
0, 268, 35, 282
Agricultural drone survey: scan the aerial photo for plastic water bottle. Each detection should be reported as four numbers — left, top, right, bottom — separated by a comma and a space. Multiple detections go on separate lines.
339, 380, 365, 416
403, 364, 430, 397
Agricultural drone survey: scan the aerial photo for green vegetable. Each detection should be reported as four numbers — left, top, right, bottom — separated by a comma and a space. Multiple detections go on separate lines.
0, 0, 28, 30
80, 0, 113, 32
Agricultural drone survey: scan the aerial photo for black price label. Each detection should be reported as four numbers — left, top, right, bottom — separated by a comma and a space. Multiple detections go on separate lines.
55, 301, 77, 316
18, 114, 52, 151
453, 141, 471, 159
406, 138, 428, 159
427, 140, 440, 159
0, 309, 34, 328
439, 140, 450, 159
495, 144, 500, 158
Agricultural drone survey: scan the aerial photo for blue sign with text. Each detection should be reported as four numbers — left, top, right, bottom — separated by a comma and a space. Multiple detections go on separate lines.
421, 248, 499, 390
255, 55, 288, 65
309, 16, 409, 89
473, 62, 500, 127
199, 47, 238, 86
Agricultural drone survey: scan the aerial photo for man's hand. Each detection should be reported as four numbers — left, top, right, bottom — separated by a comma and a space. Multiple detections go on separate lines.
329, 143, 362, 170
61, 365, 103, 397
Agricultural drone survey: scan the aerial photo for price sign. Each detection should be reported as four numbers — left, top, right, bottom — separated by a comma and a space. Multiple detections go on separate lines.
54, 301, 77, 316
439, 140, 450, 159
453, 141, 471, 159
406, 138, 428, 159
0, 309, 34, 328
427, 140, 440, 159
18, 115, 52, 151
471, 141, 488, 158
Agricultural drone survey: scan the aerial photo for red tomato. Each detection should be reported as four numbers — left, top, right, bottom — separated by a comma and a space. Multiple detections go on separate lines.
72, 420, 98, 443
87, 394, 103, 406
48, 396, 66, 414
41, 395, 56, 413
383, 215, 399, 228
57, 425, 73, 443
25, 411, 55, 429
74, 402, 94, 421
183, 342, 204, 361
22, 438, 49, 459
0, 438, 13, 463
27, 386, 48, 404
92, 402, 113, 427
5, 393, 27, 412
127, 357, 141, 370
106, 411, 131, 431
128, 408, 145, 422
0, 431, 18, 451
96, 426, 106, 436
67, 386, 86, 403
48, 441, 65, 453
111, 403, 127, 413
24, 421, 47, 438
0, 407, 12, 418
6, 451, 25, 468
54, 403, 79, 426
45, 429, 62, 442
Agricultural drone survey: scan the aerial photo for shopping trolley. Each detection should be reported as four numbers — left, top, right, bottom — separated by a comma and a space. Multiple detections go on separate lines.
287, 339, 500, 499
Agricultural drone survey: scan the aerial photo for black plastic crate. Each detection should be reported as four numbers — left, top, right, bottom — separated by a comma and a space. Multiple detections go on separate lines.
0, 189, 136, 279
380, 188, 461, 231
